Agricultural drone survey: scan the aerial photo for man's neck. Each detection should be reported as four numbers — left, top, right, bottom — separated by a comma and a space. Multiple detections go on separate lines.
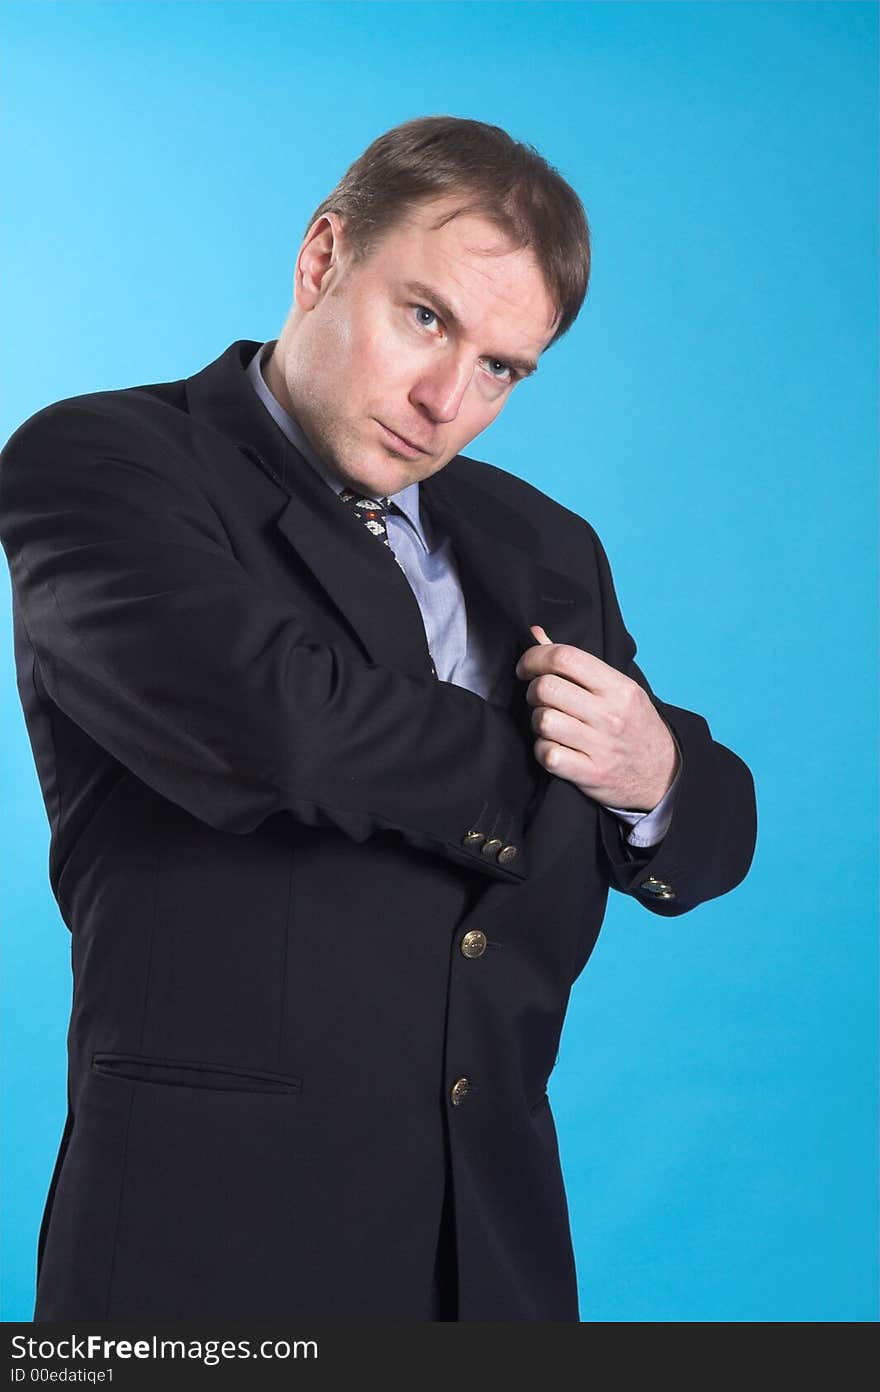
261, 343, 294, 417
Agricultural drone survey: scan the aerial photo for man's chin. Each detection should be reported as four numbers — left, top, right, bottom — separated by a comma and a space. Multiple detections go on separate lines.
342, 455, 441, 498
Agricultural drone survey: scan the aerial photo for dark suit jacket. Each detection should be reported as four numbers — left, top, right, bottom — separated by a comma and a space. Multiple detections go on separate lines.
0, 340, 757, 1322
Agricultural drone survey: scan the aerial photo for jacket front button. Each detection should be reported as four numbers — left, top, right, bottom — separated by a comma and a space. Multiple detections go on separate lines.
460, 929, 487, 959
450, 1076, 470, 1106
481, 837, 503, 857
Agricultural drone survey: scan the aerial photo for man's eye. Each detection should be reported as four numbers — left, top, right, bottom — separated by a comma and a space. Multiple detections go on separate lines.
414, 305, 438, 328
485, 358, 513, 381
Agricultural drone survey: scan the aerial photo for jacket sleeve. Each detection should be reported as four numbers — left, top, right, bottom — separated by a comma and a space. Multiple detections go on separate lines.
0, 400, 537, 885
588, 523, 757, 916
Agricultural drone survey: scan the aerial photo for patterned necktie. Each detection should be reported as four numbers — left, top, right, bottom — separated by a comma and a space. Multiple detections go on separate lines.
337, 489, 393, 549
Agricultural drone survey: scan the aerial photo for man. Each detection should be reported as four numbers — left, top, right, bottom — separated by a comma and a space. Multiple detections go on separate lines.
0, 116, 756, 1322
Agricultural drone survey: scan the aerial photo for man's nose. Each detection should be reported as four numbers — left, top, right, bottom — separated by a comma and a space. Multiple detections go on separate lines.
409, 355, 472, 423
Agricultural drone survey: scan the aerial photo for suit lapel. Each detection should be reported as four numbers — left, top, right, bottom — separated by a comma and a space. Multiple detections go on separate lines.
421, 457, 595, 662
185, 340, 434, 680
183, 339, 595, 690
273, 487, 434, 679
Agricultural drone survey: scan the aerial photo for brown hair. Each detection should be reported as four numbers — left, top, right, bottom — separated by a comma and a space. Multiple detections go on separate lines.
303, 115, 591, 346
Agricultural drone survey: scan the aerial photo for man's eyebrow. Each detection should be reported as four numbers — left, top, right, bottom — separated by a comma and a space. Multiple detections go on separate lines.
403, 280, 539, 377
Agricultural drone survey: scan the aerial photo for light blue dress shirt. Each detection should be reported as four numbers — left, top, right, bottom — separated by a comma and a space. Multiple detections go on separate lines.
247, 342, 678, 847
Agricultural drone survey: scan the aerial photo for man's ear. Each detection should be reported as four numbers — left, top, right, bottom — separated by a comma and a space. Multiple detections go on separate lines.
294, 211, 346, 311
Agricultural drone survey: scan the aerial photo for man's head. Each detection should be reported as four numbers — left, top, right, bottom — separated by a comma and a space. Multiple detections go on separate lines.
265, 116, 591, 498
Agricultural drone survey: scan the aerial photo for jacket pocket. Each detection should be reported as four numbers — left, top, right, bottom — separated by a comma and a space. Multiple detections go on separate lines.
91, 1051, 302, 1095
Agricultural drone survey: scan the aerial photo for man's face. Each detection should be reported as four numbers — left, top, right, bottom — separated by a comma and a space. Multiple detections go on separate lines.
269, 194, 560, 499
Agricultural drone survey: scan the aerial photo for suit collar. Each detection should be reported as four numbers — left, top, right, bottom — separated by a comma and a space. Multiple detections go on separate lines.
184, 340, 593, 680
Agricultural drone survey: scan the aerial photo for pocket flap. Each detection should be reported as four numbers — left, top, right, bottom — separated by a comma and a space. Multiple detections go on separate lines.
91, 1051, 302, 1095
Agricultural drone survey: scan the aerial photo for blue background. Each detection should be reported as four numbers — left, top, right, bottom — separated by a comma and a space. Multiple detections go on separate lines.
1, 1, 876, 1323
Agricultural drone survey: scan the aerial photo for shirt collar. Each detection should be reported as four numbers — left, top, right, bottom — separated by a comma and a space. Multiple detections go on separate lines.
246, 341, 432, 552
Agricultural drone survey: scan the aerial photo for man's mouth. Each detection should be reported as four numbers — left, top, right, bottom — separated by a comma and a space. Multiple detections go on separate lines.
375, 421, 431, 459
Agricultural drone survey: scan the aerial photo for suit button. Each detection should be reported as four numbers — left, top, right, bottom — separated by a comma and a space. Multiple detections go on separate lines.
481, 837, 503, 857
460, 929, 487, 959
639, 876, 676, 900
497, 844, 517, 866
462, 830, 485, 847
450, 1077, 470, 1106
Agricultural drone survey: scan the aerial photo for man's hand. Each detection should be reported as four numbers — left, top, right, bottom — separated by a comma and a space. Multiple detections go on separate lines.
514, 625, 680, 811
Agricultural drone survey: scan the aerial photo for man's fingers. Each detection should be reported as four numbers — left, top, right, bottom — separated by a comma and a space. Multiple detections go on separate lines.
533, 736, 598, 787
525, 676, 601, 730
530, 705, 599, 754
516, 633, 614, 694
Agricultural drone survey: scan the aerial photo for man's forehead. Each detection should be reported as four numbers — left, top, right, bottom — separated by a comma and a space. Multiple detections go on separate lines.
383, 196, 560, 345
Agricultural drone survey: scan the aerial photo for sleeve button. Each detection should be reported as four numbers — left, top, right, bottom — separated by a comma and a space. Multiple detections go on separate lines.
639, 876, 676, 900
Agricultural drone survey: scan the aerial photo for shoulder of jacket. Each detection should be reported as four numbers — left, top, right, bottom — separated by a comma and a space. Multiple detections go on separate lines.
0, 379, 189, 475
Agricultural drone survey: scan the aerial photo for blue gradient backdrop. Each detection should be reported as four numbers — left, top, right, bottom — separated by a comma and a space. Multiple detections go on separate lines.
1, 1, 876, 1323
